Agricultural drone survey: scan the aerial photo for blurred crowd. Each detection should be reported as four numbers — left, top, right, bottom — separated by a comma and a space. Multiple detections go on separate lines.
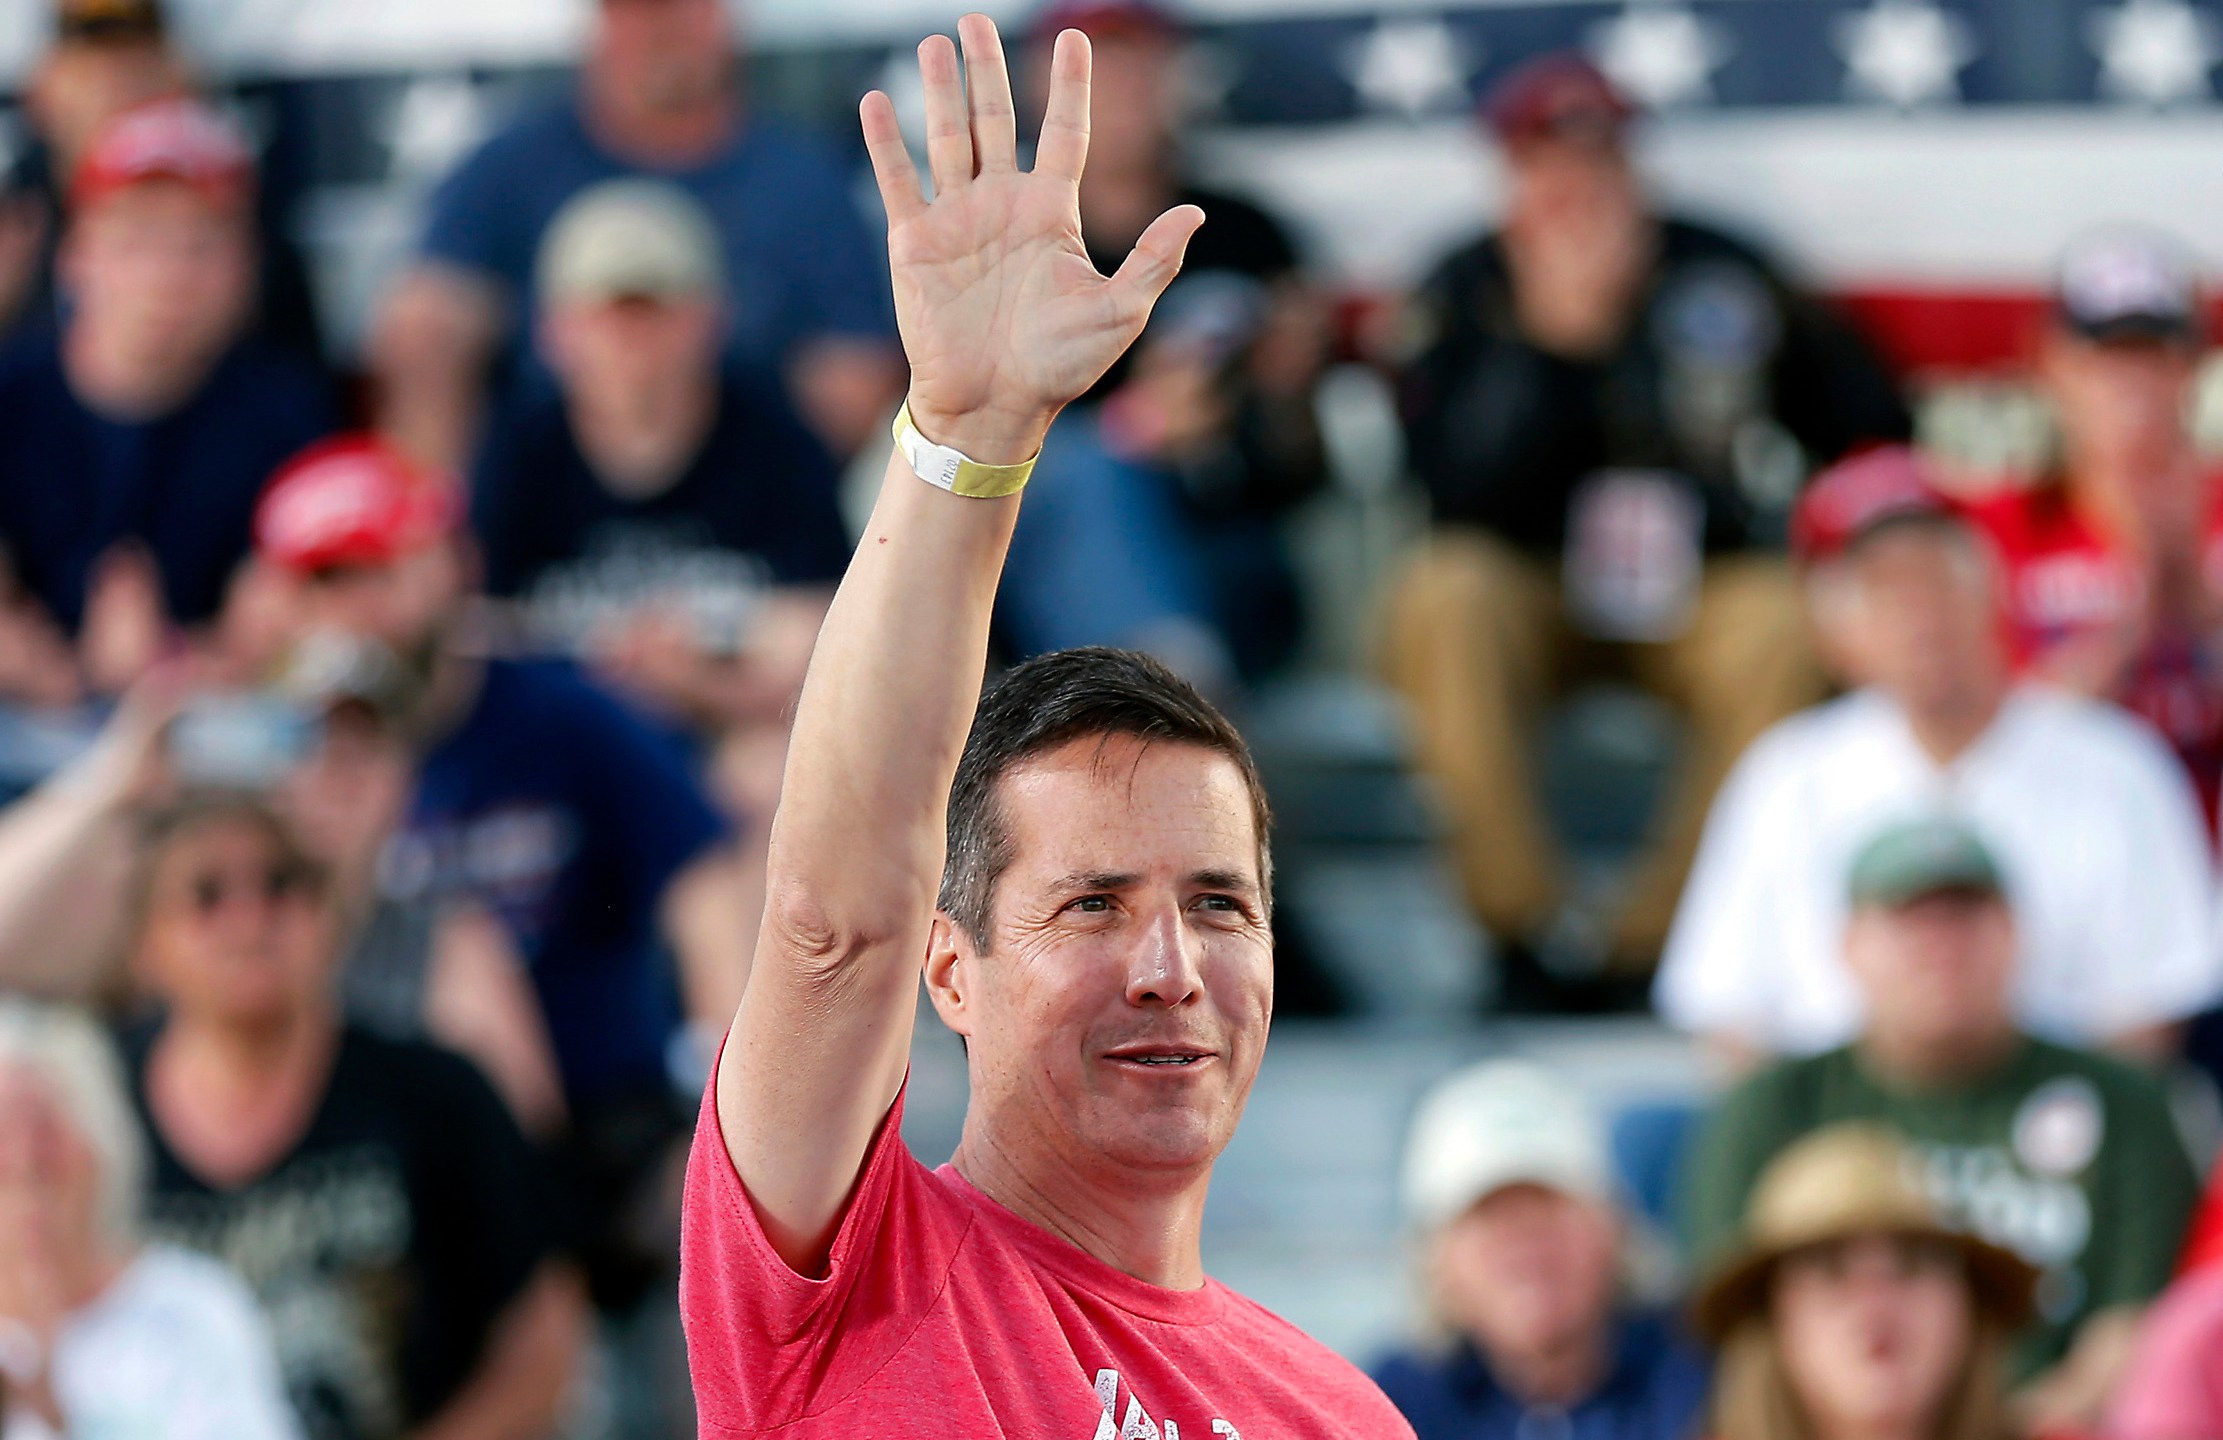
2, 0, 2223, 1437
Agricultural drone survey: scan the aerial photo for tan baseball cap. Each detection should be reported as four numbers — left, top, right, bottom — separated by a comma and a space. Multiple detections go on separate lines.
537, 177, 724, 308
1690, 1124, 2038, 1344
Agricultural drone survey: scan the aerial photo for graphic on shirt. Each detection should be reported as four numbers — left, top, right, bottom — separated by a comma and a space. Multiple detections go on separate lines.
1917, 1140, 2093, 1320
380, 801, 580, 930
1087, 1368, 1243, 1440
2012, 1076, 2106, 1179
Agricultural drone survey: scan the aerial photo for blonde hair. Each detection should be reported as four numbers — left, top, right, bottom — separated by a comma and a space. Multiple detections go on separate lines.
1710, 1308, 2014, 1440
0, 999, 146, 1244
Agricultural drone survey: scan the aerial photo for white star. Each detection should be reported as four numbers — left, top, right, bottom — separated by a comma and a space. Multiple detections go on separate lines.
2088, 0, 2221, 106
1586, 3, 1731, 109
1344, 17, 1476, 121
384, 75, 488, 181
1834, 0, 1978, 107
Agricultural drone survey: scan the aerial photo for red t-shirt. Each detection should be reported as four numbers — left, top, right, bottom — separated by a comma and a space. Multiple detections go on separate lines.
679, 1077, 1416, 1439
1964, 480, 2223, 826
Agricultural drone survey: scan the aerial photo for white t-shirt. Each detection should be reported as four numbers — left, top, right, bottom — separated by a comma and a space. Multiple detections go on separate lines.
1655, 685, 2223, 1054
3, 1246, 299, 1440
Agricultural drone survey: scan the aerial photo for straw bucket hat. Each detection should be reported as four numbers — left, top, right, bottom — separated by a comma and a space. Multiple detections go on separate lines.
1691, 1125, 2039, 1344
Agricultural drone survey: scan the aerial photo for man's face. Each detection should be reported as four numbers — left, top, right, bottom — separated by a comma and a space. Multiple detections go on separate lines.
1773, 1234, 1975, 1437
1829, 524, 1998, 707
544, 294, 723, 413
1433, 1183, 1622, 1368
932, 735, 1273, 1185
1063, 31, 1177, 179
1503, 132, 1639, 232
2042, 331, 2199, 498
134, 817, 336, 1030
292, 545, 464, 660
1844, 889, 2018, 1056
62, 180, 253, 381
594, 0, 733, 115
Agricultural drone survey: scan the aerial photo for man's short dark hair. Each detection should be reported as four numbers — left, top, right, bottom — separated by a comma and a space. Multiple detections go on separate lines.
939, 648, 1272, 950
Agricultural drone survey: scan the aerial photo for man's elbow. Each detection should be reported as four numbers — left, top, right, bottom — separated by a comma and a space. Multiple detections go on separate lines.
757, 876, 932, 989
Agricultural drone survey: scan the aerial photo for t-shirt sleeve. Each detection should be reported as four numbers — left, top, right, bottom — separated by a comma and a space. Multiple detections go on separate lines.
567, 674, 732, 911
2087, 1066, 2201, 1312
417, 128, 535, 288
2083, 719, 2223, 1031
165, 1259, 304, 1440
2107, 1267, 2223, 1440
680, 1070, 964, 1431
1654, 728, 1802, 1039
404, 1043, 556, 1410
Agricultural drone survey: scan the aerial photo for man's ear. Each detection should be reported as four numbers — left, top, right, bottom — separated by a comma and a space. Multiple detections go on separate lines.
922, 911, 972, 1037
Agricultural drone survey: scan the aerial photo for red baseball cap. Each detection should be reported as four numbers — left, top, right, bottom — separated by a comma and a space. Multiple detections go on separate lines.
254, 436, 459, 573
72, 98, 253, 213
1790, 446, 1955, 564
1030, 0, 1182, 44
1483, 53, 1636, 146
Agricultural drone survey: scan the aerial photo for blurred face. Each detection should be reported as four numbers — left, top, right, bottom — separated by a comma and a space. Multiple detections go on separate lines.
1434, 1183, 1622, 1373
134, 817, 336, 1029
930, 736, 1273, 1183
1503, 133, 1640, 232
1774, 1234, 1976, 1440
0, 1065, 100, 1238
1844, 890, 2018, 1058
544, 294, 723, 412
277, 710, 414, 887
2042, 332, 2200, 504
62, 180, 253, 385
1074, 31, 1179, 177
593, 0, 734, 115
292, 546, 465, 662
29, 38, 186, 166
1828, 524, 2000, 710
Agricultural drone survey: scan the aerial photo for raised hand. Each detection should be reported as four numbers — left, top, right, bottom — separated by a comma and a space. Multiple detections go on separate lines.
860, 14, 1204, 465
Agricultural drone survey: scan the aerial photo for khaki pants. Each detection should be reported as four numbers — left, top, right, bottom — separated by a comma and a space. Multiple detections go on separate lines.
1377, 529, 1823, 969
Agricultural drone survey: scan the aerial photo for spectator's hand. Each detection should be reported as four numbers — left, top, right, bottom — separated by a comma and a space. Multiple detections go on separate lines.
1503, 170, 1652, 359
863, 14, 1203, 465
67, 658, 196, 811
78, 543, 171, 698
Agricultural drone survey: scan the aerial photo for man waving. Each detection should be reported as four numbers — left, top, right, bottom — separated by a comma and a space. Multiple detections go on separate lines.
680, 15, 1413, 1438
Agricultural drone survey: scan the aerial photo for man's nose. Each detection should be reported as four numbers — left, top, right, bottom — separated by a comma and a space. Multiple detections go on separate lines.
1123, 903, 1204, 1009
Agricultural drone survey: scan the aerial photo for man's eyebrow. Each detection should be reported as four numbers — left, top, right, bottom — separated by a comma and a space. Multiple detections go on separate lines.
1189, 868, 1260, 895
1050, 870, 1141, 894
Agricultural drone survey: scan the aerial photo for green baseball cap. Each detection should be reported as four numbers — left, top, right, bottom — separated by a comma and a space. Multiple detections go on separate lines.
1847, 816, 2004, 909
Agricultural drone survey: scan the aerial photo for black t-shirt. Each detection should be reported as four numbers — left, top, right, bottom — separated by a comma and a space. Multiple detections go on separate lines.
125, 1024, 552, 1440
471, 370, 851, 622
0, 331, 337, 630
1399, 217, 1912, 555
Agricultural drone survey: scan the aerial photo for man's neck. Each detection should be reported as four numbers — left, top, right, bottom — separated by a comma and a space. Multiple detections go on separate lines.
950, 1121, 1211, 1290
62, 324, 222, 422
1896, 675, 2009, 767
569, 372, 717, 500
1483, 1327, 1614, 1408
581, 71, 736, 167
1857, 1023, 2021, 1091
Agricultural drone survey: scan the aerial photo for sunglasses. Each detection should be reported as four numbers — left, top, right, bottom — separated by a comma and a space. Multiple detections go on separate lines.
172, 861, 321, 915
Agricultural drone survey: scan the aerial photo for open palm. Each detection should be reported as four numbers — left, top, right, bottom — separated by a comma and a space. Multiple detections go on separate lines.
861, 15, 1204, 464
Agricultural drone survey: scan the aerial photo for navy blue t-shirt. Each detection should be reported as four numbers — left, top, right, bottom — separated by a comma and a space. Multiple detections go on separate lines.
471, 369, 850, 604
1371, 1314, 1710, 1440
0, 332, 337, 630
382, 658, 728, 1112
419, 99, 893, 378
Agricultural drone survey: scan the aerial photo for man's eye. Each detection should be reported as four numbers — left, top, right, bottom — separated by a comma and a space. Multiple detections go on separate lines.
1069, 896, 1112, 913
1195, 895, 1241, 913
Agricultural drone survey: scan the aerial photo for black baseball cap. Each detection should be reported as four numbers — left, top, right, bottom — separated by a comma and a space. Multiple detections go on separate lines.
2053, 229, 2205, 346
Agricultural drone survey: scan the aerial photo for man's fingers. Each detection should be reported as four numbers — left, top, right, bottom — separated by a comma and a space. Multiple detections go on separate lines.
918, 33, 975, 194
957, 13, 1018, 174
858, 91, 925, 225
1033, 28, 1092, 183
1103, 203, 1206, 328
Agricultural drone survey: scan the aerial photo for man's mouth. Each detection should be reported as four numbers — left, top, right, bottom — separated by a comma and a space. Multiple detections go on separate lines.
1103, 1047, 1216, 1069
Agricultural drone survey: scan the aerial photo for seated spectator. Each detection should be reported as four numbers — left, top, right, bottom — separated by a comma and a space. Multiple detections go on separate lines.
474, 176, 848, 746
119, 793, 583, 1439
1380, 55, 1911, 984
0, 98, 335, 704
254, 436, 753, 1316
1680, 816, 2199, 1430
1963, 229, 2223, 826
999, 0, 1332, 684
1370, 1060, 1710, 1440
1693, 1124, 2035, 1440
9, 0, 325, 360
0, 998, 297, 1440
370, 0, 900, 467
1656, 448, 2218, 1060
2107, 1264, 2223, 1440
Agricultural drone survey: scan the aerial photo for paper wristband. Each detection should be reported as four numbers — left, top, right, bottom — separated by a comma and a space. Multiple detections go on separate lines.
891, 404, 1038, 499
